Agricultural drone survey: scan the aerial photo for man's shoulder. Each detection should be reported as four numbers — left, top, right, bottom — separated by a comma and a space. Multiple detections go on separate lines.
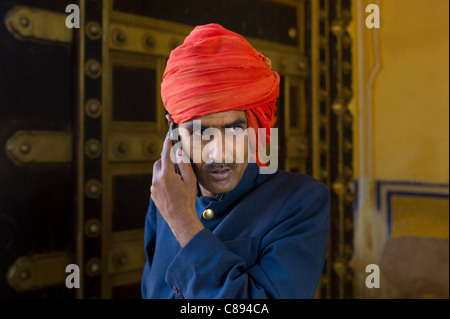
257, 169, 329, 196
249, 169, 330, 223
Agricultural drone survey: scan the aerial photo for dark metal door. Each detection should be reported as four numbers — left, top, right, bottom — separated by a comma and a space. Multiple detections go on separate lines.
1, 0, 76, 298
0, 0, 156, 298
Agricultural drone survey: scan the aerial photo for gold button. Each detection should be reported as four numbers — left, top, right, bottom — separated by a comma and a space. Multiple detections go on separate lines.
202, 209, 214, 220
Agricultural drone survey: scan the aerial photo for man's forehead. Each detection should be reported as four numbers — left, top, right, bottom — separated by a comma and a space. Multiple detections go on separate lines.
180, 111, 247, 127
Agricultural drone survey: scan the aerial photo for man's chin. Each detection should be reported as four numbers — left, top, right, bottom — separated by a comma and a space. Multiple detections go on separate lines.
199, 174, 240, 195
195, 163, 248, 197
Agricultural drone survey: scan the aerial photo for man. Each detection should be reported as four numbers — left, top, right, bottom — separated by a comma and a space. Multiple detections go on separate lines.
141, 24, 330, 299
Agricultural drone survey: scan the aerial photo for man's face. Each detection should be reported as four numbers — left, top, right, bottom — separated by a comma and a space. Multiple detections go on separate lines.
178, 110, 249, 197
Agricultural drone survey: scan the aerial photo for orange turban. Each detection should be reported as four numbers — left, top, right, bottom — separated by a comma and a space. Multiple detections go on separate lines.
161, 23, 280, 165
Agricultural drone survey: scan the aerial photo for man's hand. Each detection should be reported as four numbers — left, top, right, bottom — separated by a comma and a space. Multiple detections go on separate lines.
150, 136, 204, 247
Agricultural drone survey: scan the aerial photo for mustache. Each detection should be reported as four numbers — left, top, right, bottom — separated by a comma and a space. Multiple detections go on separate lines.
202, 162, 238, 172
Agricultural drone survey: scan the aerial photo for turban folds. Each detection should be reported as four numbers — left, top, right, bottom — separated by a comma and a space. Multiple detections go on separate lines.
161, 23, 280, 165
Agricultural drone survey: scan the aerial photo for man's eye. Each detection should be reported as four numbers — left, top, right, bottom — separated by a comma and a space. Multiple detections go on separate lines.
228, 126, 243, 132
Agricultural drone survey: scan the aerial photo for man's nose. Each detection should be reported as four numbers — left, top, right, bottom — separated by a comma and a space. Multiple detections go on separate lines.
207, 134, 233, 163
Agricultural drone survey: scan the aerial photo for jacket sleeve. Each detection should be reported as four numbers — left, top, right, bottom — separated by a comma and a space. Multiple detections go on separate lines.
141, 199, 157, 298
164, 179, 330, 299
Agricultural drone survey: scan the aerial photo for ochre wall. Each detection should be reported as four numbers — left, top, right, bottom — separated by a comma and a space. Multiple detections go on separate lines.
349, 0, 449, 298
374, 0, 449, 182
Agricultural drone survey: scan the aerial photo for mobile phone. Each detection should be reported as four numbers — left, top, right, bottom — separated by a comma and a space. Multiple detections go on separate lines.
168, 123, 180, 175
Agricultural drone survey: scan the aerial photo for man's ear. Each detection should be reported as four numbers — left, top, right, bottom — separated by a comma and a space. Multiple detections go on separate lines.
165, 114, 175, 125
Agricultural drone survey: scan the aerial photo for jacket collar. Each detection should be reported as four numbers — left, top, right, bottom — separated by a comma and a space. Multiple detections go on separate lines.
196, 163, 260, 216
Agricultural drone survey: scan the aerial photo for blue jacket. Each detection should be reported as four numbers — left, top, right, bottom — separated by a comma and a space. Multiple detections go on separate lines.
141, 163, 330, 299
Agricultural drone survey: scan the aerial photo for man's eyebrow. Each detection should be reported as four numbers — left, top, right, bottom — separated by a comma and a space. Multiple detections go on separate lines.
184, 122, 208, 130
184, 118, 247, 130
223, 118, 247, 128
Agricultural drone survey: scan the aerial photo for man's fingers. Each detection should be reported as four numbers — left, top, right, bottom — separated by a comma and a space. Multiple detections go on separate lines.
159, 135, 196, 185
176, 150, 196, 184
160, 136, 175, 173
152, 159, 162, 179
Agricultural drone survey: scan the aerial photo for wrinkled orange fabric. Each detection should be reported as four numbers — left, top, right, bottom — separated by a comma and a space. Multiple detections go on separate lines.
161, 23, 280, 165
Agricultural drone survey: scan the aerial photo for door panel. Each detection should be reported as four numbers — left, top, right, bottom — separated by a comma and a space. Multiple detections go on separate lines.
112, 174, 151, 232
111, 56, 158, 123
112, 0, 300, 47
